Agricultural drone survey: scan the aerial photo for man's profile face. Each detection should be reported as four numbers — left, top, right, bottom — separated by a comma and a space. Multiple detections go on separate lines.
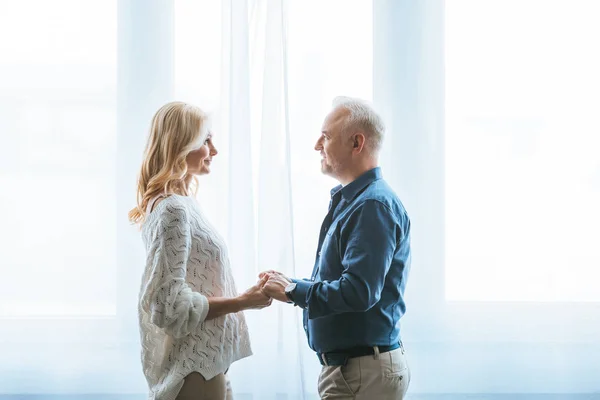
315, 107, 353, 179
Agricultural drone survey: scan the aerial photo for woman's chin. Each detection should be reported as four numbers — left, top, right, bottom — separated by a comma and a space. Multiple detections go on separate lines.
189, 168, 210, 176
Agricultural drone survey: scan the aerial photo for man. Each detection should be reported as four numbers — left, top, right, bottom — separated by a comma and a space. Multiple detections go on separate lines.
261, 97, 412, 399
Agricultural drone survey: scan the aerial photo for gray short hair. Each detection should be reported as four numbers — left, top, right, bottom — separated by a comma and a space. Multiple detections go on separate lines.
332, 96, 385, 153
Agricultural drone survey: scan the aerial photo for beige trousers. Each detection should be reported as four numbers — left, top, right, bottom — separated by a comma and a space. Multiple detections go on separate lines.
318, 347, 410, 399
175, 372, 233, 400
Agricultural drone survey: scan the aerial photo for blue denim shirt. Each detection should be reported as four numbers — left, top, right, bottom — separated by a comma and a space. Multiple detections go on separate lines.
290, 167, 411, 353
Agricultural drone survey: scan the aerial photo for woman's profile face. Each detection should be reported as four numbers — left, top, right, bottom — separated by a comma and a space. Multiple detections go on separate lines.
186, 132, 218, 175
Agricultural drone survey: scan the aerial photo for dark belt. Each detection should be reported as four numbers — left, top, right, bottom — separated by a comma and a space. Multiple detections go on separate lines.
317, 342, 401, 366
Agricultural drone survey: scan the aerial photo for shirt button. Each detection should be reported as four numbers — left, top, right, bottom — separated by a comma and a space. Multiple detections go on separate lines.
311, 277, 315, 281
318, 251, 322, 256
304, 325, 307, 330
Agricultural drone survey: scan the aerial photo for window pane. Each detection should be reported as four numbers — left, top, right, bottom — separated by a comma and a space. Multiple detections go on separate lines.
445, 0, 600, 301
0, 0, 117, 316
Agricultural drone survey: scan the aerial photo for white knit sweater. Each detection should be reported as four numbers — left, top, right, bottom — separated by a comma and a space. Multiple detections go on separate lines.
138, 194, 252, 400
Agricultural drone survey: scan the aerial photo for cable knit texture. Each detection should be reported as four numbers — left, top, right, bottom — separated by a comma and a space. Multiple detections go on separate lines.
138, 194, 252, 400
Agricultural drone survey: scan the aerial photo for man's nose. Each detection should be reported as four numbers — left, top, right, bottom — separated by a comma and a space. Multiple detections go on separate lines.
314, 138, 322, 151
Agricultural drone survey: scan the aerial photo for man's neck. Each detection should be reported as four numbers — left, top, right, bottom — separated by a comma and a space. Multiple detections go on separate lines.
338, 161, 378, 186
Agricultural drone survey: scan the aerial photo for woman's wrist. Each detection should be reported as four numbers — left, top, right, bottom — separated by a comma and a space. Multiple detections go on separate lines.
234, 294, 249, 312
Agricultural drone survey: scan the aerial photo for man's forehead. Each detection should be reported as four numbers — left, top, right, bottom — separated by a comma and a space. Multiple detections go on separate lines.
323, 107, 349, 128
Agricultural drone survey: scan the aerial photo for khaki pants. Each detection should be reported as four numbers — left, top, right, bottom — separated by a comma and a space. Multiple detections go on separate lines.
318, 347, 410, 399
175, 372, 233, 400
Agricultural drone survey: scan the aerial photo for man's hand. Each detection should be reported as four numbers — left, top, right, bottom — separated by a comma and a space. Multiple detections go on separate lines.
259, 270, 292, 303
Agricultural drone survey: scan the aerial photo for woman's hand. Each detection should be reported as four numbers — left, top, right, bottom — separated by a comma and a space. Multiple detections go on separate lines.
239, 275, 272, 310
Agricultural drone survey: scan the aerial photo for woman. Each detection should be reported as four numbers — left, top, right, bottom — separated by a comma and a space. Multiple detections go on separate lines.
129, 101, 271, 400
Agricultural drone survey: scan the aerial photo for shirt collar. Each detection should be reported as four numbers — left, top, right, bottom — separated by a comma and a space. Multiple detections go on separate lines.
330, 167, 382, 201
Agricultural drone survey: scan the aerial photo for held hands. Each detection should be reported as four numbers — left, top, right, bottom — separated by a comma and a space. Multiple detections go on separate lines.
240, 270, 293, 310
240, 275, 272, 310
259, 270, 292, 303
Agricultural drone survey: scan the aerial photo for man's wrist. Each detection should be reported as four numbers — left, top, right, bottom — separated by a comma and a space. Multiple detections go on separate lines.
290, 280, 312, 309
284, 282, 297, 304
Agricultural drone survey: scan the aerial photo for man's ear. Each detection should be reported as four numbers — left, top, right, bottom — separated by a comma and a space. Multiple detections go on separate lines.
352, 133, 366, 153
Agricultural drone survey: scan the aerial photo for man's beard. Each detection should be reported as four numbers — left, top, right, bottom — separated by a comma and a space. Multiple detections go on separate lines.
321, 159, 336, 176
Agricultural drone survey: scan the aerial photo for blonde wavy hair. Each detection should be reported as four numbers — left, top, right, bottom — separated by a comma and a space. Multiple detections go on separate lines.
128, 101, 208, 225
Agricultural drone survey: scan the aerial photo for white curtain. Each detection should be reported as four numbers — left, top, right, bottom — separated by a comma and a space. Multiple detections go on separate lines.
216, 0, 306, 397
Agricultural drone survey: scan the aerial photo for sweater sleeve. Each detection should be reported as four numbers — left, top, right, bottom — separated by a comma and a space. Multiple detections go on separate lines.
140, 203, 210, 339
